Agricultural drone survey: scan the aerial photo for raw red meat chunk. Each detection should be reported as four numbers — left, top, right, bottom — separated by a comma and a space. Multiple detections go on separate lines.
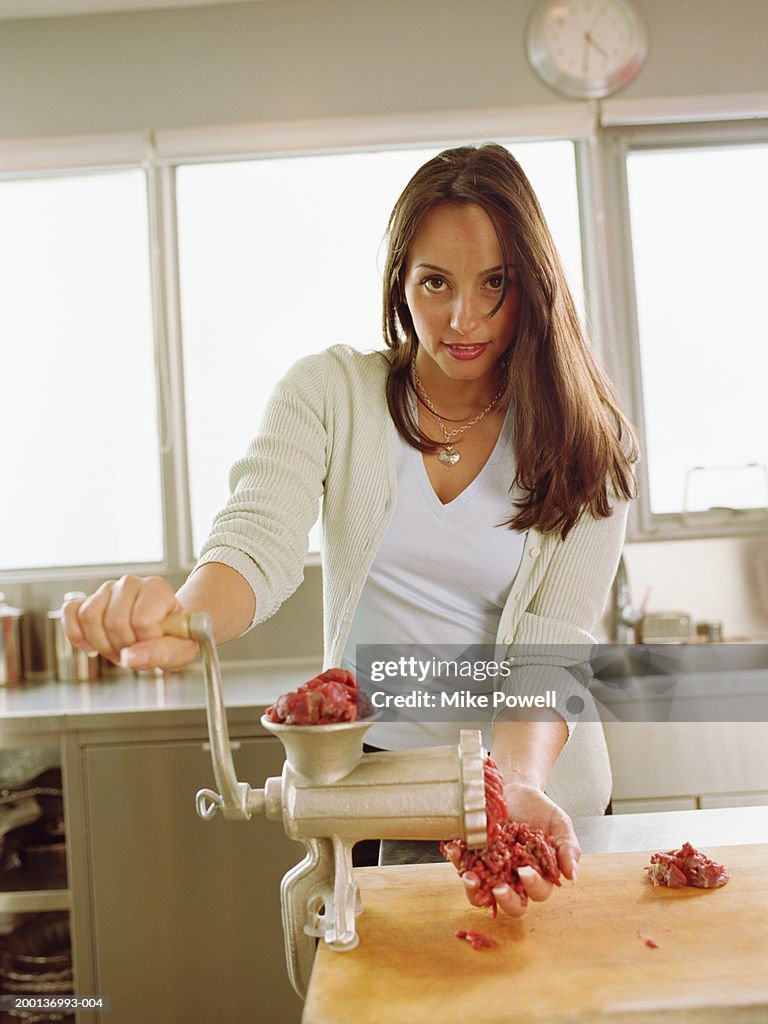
645, 842, 730, 889
265, 668, 371, 724
455, 929, 495, 949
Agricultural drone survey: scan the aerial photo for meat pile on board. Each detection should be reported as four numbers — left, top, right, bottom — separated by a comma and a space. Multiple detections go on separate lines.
645, 842, 730, 889
441, 757, 562, 918
265, 668, 371, 724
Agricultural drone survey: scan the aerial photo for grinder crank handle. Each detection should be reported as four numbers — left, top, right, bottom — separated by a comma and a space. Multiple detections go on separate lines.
162, 612, 265, 822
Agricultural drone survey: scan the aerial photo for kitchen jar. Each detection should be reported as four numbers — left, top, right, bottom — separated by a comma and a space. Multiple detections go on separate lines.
0, 593, 24, 684
48, 592, 100, 682
696, 621, 724, 643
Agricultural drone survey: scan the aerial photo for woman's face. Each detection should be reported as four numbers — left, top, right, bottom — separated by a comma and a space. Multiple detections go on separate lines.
403, 201, 521, 388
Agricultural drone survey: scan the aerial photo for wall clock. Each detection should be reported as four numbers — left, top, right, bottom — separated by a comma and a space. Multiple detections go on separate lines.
526, 0, 648, 100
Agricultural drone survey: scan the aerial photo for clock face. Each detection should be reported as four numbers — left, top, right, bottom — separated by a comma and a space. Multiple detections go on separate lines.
526, 0, 648, 99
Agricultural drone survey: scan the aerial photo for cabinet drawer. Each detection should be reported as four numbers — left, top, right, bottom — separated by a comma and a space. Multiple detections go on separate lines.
612, 796, 698, 814
699, 792, 768, 809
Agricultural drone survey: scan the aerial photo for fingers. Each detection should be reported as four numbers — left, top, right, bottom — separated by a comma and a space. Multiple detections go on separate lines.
72, 580, 121, 663
491, 866, 553, 918
460, 866, 551, 919
517, 865, 553, 902
552, 827, 581, 882
491, 884, 526, 917
119, 636, 200, 672
443, 841, 463, 870
61, 593, 88, 650
62, 575, 198, 671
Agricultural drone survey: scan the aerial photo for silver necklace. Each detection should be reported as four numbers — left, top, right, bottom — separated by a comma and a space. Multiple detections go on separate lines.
412, 366, 506, 467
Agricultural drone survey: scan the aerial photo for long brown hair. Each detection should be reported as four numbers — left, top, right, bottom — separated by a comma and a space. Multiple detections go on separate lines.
382, 143, 637, 538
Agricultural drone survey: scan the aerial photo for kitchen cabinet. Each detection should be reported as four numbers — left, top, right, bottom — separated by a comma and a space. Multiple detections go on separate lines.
0, 663, 320, 1024
77, 731, 302, 1024
603, 719, 768, 812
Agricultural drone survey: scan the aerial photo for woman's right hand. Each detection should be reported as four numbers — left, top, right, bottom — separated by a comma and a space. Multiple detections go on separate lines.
62, 575, 200, 672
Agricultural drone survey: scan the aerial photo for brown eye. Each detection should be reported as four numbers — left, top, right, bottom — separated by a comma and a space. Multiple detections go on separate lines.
422, 275, 447, 293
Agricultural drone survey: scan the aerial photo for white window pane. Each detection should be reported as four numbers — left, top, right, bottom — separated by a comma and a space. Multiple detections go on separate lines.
177, 143, 583, 554
0, 170, 163, 570
627, 145, 768, 515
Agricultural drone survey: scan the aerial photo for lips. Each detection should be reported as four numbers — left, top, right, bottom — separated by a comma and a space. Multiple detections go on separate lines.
444, 343, 490, 361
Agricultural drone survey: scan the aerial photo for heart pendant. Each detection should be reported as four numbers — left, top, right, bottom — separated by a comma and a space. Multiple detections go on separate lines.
438, 447, 460, 467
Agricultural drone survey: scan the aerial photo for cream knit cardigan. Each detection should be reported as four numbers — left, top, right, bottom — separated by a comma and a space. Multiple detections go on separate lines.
198, 345, 630, 817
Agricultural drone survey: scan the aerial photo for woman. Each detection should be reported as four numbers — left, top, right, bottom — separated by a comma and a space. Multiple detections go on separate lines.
64, 143, 637, 918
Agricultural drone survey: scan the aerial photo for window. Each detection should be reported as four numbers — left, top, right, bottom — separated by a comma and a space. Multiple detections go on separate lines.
0, 169, 162, 570
176, 141, 585, 554
616, 130, 768, 536
0, 135, 584, 578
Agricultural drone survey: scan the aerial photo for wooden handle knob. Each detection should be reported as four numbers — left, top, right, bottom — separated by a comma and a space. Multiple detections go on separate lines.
161, 611, 193, 640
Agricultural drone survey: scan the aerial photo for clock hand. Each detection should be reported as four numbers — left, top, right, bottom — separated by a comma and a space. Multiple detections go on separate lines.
585, 31, 609, 59
582, 32, 591, 75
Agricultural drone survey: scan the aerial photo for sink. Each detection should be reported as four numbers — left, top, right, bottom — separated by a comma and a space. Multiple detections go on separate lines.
591, 643, 768, 680
586, 643, 768, 722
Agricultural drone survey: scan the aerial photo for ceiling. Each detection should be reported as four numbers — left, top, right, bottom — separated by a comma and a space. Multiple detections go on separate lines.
0, 0, 264, 18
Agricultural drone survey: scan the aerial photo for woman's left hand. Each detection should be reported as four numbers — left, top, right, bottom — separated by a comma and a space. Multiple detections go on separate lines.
445, 779, 580, 919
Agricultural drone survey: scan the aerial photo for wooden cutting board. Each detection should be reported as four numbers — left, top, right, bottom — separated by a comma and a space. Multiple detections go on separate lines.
302, 844, 768, 1024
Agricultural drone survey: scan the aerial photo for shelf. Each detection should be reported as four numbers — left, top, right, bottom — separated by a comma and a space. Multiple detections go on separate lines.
0, 887, 70, 913
0, 868, 69, 913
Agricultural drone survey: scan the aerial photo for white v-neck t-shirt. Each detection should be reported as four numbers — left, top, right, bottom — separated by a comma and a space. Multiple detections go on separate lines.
342, 404, 526, 749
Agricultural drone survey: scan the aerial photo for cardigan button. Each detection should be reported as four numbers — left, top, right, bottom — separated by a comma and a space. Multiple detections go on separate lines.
529, 547, 541, 558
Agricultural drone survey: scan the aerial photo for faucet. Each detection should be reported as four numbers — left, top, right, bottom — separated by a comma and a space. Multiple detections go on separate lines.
610, 555, 643, 643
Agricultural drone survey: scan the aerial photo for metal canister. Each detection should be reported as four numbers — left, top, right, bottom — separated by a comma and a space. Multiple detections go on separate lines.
48, 592, 100, 682
696, 621, 724, 643
0, 593, 24, 684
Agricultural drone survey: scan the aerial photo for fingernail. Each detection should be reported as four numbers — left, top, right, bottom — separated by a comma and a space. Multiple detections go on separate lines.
517, 866, 537, 881
462, 876, 478, 891
491, 885, 509, 898
571, 863, 579, 883
120, 646, 148, 670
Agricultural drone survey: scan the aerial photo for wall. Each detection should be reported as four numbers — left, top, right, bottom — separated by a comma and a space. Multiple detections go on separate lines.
2, 0, 768, 137
2, 0, 768, 659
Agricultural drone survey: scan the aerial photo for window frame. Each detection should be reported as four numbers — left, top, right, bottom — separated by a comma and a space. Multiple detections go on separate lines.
599, 117, 768, 542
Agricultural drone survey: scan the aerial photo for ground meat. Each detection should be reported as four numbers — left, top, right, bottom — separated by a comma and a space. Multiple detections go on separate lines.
442, 819, 562, 918
265, 668, 371, 724
455, 929, 495, 949
645, 842, 730, 889
483, 757, 509, 842
442, 756, 561, 917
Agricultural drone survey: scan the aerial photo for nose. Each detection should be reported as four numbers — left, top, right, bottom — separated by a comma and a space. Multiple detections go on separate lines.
449, 291, 483, 335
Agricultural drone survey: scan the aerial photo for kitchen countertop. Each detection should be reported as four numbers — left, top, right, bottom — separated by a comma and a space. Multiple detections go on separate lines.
0, 658, 322, 735
573, 803, 768, 853
305, 835, 768, 1024
304, 814, 768, 1024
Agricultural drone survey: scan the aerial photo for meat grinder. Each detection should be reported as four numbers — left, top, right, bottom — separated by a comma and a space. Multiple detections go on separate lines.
166, 612, 489, 997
